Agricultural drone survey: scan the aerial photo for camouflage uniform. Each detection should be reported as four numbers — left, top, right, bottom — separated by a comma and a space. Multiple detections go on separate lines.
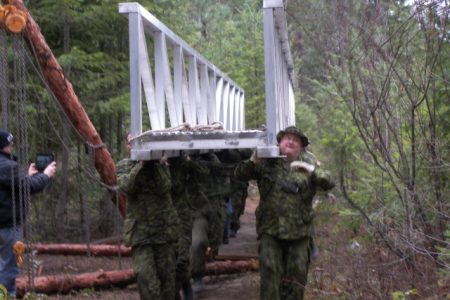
229, 177, 248, 234
117, 158, 179, 300
169, 157, 193, 298
182, 156, 212, 280
235, 150, 334, 300
197, 153, 227, 252
216, 149, 251, 239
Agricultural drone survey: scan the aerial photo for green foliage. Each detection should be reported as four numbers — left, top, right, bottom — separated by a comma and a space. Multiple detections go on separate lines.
22, 293, 48, 300
437, 229, 450, 281
288, 3, 449, 296
80, 287, 96, 295
186, 0, 265, 127
391, 289, 418, 300
0, 284, 6, 299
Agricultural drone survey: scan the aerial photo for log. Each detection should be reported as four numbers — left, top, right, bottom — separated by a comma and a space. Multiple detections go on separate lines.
16, 269, 135, 298
15, 260, 259, 296
205, 259, 259, 275
31, 244, 261, 263
32, 243, 131, 257
215, 254, 259, 261
2, 0, 127, 218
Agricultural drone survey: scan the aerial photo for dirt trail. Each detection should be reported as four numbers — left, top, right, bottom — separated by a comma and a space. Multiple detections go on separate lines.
196, 197, 260, 300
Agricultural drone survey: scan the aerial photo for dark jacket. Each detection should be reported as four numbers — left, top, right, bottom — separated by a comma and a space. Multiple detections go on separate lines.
0, 151, 50, 228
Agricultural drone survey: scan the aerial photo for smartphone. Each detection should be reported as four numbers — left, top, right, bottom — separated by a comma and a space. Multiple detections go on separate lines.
36, 153, 54, 172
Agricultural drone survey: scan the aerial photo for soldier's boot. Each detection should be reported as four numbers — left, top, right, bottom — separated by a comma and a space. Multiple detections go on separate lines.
182, 281, 193, 300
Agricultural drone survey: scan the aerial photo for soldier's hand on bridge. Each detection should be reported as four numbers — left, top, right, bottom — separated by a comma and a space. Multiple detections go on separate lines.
250, 150, 260, 165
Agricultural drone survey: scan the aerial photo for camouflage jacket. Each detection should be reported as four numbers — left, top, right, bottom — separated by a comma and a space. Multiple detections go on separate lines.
169, 157, 192, 225
181, 156, 213, 219
235, 150, 334, 240
229, 176, 247, 203
196, 153, 227, 199
116, 158, 179, 246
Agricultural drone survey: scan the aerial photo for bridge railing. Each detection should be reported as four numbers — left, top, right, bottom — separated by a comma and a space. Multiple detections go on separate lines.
119, 2, 296, 160
263, 0, 296, 151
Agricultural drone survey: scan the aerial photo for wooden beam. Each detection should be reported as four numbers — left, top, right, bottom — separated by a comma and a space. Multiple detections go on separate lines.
16, 269, 135, 298
32, 243, 131, 257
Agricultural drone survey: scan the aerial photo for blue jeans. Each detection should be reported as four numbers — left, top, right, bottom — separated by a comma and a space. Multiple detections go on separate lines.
0, 226, 23, 297
223, 199, 233, 240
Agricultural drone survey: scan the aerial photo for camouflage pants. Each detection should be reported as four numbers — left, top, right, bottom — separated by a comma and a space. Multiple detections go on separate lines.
176, 216, 193, 290
132, 243, 176, 300
259, 234, 311, 300
208, 196, 226, 250
191, 216, 209, 278
230, 193, 246, 233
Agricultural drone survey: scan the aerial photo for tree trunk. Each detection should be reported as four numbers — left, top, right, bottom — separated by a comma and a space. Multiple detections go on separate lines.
4, 0, 126, 218
32, 243, 132, 257
16, 269, 135, 298
204, 259, 259, 275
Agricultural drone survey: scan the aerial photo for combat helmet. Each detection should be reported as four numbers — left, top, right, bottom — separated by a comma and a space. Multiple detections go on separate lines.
276, 126, 309, 146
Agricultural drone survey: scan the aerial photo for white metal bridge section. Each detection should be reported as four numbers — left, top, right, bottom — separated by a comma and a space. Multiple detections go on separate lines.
119, 0, 295, 160
264, 0, 296, 146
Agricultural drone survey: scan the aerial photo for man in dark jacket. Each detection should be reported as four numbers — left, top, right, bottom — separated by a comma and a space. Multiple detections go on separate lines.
0, 129, 56, 297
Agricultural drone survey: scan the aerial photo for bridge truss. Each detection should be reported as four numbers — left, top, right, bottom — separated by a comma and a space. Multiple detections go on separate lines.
119, 0, 295, 160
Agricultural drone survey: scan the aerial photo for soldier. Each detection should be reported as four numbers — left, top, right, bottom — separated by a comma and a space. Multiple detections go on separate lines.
215, 149, 250, 242
227, 149, 252, 237
235, 126, 334, 300
185, 153, 213, 292
197, 153, 227, 258
116, 134, 179, 300
169, 156, 193, 300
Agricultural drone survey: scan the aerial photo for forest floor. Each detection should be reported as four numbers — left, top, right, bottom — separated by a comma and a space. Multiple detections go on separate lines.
19, 196, 448, 300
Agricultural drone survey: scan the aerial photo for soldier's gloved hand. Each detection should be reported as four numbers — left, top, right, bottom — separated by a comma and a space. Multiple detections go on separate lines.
290, 161, 315, 175
250, 150, 260, 165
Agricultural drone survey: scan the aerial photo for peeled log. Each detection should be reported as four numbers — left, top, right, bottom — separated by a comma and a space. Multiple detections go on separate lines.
205, 259, 259, 275
16, 260, 259, 296
32, 243, 131, 257
16, 269, 135, 298
2, 0, 127, 218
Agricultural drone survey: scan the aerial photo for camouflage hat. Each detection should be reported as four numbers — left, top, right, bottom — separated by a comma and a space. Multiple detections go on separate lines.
276, 126, 309, 146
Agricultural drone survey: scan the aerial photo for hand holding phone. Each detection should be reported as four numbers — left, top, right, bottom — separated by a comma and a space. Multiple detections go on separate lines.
36, 153, 54, 172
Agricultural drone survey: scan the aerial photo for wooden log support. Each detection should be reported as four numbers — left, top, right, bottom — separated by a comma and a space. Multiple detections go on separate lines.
16, 260, 259, 296
32, 243, 132, 257
16, 269, 136, 298
2, 0, 127, 218
204, 259, 259, 276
